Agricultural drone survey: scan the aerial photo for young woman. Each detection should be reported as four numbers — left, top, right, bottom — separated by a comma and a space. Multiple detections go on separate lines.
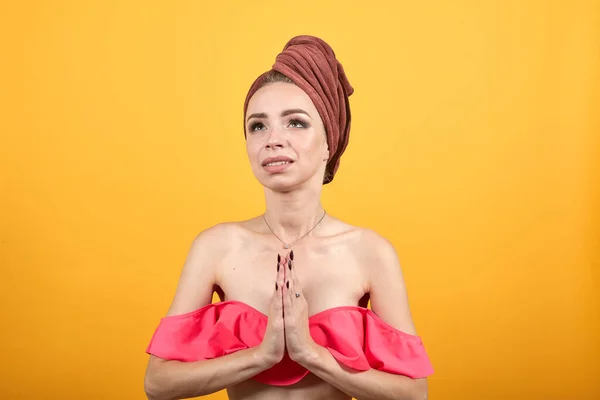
144, 35, 433, 400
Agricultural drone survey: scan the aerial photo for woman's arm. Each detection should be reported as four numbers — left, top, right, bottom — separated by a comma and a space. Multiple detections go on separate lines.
144, 349, 275, 400
144, 225, 285, 400
290, 231, 429, 400
144, 225, 284, 400
298, 348, 427, 400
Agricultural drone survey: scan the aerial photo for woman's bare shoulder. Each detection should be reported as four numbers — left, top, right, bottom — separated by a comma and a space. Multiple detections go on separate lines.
191, 222, 232, 244
190, 218, 264, 251
328, 217, 399, 270
327, 216, 392, 249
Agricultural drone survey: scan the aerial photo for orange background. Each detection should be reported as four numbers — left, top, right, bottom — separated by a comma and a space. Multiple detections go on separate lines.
1, 1, 598, 399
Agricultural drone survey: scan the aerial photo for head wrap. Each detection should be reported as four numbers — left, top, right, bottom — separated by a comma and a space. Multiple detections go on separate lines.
243, 35, 354, 184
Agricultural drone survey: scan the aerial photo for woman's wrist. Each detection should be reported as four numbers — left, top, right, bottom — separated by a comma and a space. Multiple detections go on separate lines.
294, 342, 326, 369
252, 346, 281, 370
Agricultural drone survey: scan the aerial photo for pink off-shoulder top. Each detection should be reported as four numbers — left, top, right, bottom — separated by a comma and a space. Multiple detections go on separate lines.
146, 300, 434, 386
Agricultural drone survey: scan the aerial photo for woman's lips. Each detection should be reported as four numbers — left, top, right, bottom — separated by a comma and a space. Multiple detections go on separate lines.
263, 160, 293, 173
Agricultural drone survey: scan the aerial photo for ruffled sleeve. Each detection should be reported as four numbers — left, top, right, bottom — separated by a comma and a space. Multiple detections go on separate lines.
309, 307, 434, 378
145, 301, 433, 385
145, 302, 266, 362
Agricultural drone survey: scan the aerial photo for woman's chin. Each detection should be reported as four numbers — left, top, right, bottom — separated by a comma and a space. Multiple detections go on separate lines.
257, 174, 301, 191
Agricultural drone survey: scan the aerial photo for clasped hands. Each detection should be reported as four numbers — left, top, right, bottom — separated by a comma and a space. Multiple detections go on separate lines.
258, 250, 319, 367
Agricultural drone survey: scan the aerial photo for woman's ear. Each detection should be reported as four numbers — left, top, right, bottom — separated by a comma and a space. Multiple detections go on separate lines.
323, 146, 330, 162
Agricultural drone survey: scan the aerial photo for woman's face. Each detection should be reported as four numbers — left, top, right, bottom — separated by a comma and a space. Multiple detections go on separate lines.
245, 82, 329, 190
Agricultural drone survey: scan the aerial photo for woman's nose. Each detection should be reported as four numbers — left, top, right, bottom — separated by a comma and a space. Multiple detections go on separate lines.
266, 126, 284, 149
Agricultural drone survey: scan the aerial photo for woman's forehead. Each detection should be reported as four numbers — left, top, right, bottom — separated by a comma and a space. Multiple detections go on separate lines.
246, 82, 317, 115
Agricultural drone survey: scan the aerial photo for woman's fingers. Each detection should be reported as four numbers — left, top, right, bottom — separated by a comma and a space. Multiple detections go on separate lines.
290, 254, 300, 294
260, 253, 286, 365
274, 253, 285, 316
283, 250, 302, 305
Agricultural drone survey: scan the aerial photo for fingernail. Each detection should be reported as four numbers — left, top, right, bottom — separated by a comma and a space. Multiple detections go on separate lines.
276, 282, 278, 291
290, 250, 294, 260
277, 254, 281, 263
286, 281, 289, 289
277, 262, 280, 272
288, 260, 292, 270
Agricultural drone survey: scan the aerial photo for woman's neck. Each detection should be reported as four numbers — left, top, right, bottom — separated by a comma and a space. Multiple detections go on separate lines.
263, 186, 325, 243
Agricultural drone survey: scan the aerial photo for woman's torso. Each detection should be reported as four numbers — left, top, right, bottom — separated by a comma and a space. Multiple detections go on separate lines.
212, 217, 373, 400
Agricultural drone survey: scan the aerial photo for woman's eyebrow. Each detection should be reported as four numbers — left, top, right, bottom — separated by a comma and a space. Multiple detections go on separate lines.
246, 109, 311, 123
281, 109, 311, 118
246, 112, 267, 122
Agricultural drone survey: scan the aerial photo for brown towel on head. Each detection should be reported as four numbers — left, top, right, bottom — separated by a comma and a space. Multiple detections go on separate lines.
244, 35, 354, 184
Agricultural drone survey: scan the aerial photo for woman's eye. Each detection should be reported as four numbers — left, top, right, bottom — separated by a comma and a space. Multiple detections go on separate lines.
250, 122, 265, 131
288, 119, 307, 129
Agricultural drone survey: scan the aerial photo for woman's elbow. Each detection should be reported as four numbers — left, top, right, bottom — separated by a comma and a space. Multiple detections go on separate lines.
408, 377, 428, 400
144, 362, 171, 400
144, 372, 162, 400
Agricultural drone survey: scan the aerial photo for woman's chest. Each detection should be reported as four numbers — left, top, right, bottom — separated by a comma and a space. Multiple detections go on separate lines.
214, 247, 369, 316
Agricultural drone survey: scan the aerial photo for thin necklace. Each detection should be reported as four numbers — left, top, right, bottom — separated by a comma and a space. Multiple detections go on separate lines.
263, 210, 327, 249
